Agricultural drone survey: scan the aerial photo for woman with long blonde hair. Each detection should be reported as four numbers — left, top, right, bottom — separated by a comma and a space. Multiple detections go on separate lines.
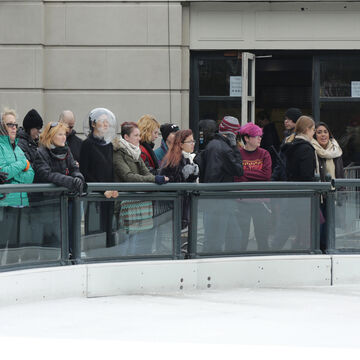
282, 115, 316, 182
137, 114, 160, 174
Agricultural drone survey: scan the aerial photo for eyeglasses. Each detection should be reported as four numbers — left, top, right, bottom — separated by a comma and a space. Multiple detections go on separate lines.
183, 140, 196, 144
50, 122, 59, 129
5, 123, 18, 129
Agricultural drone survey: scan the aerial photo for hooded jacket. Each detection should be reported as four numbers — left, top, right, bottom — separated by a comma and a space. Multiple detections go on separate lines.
198, 133, 243, 183
0, 123, 34, 207
282, 137, 316, 182
113, 137, 155, 183
17, 127, 39, 165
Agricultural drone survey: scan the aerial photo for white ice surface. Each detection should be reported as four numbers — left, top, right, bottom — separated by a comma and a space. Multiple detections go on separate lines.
1, 285, 360, 359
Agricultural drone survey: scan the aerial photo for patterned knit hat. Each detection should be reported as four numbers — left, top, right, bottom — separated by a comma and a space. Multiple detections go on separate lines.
218, 116, 241, 135
239, 123, 263, 137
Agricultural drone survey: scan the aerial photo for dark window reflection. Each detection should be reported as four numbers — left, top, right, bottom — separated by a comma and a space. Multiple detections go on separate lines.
320, 57, 360, 97
199, 58, 242, 96
320, 102, 360, 165
199, 100, 241, 124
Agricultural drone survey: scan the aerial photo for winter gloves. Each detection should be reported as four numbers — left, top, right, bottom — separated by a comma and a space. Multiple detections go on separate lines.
71, 176, 87, 196
182, 163, 199, 181
155, 175, 168, 185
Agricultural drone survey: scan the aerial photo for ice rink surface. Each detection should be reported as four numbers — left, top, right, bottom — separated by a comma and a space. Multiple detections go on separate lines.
1, 285, 360, 359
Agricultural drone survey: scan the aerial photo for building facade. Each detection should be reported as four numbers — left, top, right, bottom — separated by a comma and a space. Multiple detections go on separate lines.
1, 1, 360, 162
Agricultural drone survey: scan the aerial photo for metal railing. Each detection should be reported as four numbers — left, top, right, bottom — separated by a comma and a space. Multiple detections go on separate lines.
1, 180, 359, 272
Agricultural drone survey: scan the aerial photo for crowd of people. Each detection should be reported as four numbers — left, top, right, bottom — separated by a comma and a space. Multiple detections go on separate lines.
0, 105, 344, 256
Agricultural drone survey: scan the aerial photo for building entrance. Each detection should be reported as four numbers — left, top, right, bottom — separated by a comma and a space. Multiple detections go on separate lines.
190, 51, 360, 165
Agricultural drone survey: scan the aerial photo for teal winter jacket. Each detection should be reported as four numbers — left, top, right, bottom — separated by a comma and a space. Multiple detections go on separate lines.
0, 134, 34, 207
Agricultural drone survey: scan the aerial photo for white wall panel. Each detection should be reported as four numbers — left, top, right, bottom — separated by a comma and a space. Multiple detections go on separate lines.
0, 91, 44, 122
190, 2, 360, 50
45, 3, 182, 46
0, 3, 43, 44
0, 266, 87, 306
332, 255, 360, 285
0, 47, 43, 88
44, 48, 182, 90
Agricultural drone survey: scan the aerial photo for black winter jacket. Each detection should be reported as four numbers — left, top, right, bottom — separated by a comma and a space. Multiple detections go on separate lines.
17, 127, 39, 165
80, 134, 113, 182
34, 146, 84, 190
197, 134, 243, 183
67, 130, 83, 163
160, 156, 199, 183
282, 138, 316, 182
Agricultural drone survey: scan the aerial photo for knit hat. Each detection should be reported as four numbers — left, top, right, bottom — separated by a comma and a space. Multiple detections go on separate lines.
285, 108, 302, 123
218, 116, 241, 135
160, 123, 179, 142
23, 109, 43, 132
239, 123, 263, 137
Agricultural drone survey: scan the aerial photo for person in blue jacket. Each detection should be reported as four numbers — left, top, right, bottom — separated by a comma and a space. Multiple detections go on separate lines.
0, 108, 34, 255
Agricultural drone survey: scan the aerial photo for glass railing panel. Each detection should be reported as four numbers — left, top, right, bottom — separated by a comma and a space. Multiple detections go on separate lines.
80, 198, 174, 259
334, 191, 360, 249
197, 196, 312, 255
0, 195, 62, 266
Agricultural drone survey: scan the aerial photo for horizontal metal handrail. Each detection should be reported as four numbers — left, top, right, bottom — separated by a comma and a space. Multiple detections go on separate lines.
332, 179, 360, 188
0, 181, 332, 194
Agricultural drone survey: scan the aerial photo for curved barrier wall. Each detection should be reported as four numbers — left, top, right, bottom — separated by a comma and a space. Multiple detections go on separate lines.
1, 181, 360, 305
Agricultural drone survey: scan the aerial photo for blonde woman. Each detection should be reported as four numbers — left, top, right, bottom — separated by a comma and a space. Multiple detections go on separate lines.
34, 122, 85, 193
282, 115, 316, 182
137, 114, 160, 174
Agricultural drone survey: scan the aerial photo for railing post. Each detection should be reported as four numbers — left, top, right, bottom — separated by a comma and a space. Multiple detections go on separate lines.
71, 197, 82, 263
311, 193, 321, 254
173, 193, 182, 259
60, 194, 70, 265
326, 190, 336, 253
188, 191, 198, 259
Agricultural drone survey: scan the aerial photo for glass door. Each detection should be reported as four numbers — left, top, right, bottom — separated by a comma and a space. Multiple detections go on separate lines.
190, 51, 255, 145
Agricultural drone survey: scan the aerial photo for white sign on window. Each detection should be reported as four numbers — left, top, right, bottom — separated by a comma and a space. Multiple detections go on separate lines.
351, 81, 360, 97
230, 76, 242, 97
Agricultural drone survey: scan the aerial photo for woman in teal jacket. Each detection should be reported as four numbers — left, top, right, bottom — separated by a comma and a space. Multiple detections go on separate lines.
0, 109, 34, 258
0, 109, 34, 207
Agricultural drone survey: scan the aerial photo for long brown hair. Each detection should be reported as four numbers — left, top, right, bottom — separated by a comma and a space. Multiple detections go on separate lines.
163, 129, 193, 168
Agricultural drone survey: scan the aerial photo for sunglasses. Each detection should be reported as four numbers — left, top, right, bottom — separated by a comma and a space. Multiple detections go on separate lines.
49, 122, 59, 129
5, 123, 18, 129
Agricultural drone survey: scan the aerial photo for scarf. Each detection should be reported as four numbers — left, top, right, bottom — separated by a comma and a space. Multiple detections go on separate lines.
182, 150, 195, 164
220, 132, 237, 147
50, 144, 69, 160
311, 138, 342, 179
118, 136, 141, 160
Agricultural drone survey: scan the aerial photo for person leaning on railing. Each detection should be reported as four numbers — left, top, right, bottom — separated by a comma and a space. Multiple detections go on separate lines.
0, 108, 35, 253
112, 121, 168, 256
235, 123, 272, 252
312, 122, 344, 252
80, 108, 119, 248
272, 116, 316, 251
0, 108, 34, 207
33, 122, 86, 195
160, 129, 199, 229
196, 116, 244, 253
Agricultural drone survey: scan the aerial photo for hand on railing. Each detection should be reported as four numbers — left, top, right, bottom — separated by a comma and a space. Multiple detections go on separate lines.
104, 190, 119, 199
68, 177, 88, 197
